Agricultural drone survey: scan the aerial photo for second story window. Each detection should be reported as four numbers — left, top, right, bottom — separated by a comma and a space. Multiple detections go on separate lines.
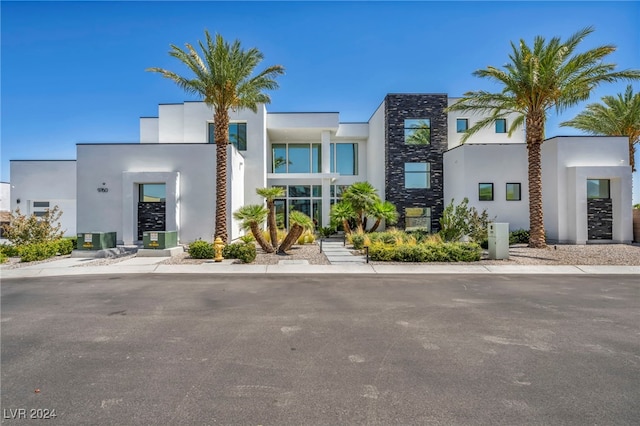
208, 122, 247, 151
456, 118, 468, 133
330, 143, 358, 175
404, 119, 431, 145
272, 143, 321, 173
495, 118, 507, 134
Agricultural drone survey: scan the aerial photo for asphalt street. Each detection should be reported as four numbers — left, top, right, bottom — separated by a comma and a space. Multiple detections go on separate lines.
1, 274, 638, 425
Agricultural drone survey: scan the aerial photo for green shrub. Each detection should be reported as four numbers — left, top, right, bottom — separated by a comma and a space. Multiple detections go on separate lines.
18, 241, 59, 262
0, 243, 19, 257
67, 236, 78, 250
57, 238, 74, 255
188, 240, 214, 259
351, 233, 366, 250
223, 243, 256, 263
509, 229, 530, 245
0, 252, 7, 264
439, 198, 492, 243
368, 241, 481, 262
239, 234, 255, 244
318, 226, 334, 238
2, 206, 64, 246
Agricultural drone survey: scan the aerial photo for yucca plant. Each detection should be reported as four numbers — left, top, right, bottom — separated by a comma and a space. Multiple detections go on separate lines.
233, 204, 273, 253
256, 186, 285, 251
278, 211, 314, 254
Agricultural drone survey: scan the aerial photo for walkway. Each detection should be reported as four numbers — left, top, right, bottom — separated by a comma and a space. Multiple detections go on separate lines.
320, 240, 367, 265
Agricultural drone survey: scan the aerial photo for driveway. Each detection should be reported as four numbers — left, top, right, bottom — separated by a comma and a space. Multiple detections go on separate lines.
1, 274, 639, 425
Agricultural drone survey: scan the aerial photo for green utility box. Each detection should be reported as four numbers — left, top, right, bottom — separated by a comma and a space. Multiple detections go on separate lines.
77, 232, 117, 250
143, 230, 178, 249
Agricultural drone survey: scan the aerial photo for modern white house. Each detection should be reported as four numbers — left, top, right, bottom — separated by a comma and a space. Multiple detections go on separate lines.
8, 93, 634, 245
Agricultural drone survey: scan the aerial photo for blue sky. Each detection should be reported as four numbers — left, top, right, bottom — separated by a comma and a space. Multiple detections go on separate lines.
1, 1, 639, 201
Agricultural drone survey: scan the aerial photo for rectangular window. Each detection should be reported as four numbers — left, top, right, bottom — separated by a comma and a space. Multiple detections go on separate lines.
271, 143, 321, 174
139, 184, 166, 202
272, 144, 287, 173
479, 183, 494, 201
456, 118, 468, 133
330, 143, 358, 175
312, 186, 322, 197
404, 163, 431, 189
289, 185, 311, 198
33, 201, 50, 208
312, 143, 322, 173
495, 119, 507, 133
330, 185, 349, 199
587, 179, 610, 199
506, 183, 521, 201
405, 207, 431, 232
404, 119, 431, 145
207, 122, 247, 151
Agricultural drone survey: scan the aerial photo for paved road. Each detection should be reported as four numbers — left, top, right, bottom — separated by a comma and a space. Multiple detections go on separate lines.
1, 274, 638, 425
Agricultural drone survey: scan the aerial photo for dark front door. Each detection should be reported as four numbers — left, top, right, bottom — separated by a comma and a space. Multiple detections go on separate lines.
587, 179, 612, 240
137, 183, 166, 241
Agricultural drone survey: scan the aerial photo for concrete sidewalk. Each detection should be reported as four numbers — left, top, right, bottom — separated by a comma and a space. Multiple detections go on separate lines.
1, 257, 638, 278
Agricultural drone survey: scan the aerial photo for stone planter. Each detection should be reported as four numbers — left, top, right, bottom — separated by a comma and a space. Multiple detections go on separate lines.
634, 209, 640, 243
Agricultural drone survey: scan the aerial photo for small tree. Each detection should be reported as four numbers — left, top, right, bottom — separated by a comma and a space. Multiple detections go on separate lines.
256, 187, 285, 251
341, 182, 380, 229
439, 198, 492, 243
278, 210, 314, 254
233, 205, 274, 253
2, 207, 64, 246
329, 201, 355, 234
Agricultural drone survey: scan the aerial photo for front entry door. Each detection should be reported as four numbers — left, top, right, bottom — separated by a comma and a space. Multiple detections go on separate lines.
587, 179, 613, 240
137, 184, 166, 241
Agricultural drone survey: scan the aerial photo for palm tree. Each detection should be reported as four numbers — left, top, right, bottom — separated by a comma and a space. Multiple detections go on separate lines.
561, 85, 640, 172
446, 27, 640, 248
233, 205, 274, 253
277, 210, 314, 254
369, 201, 399, 233
256, 187, 285, 251
147, 31, 285, 242
341, 182, 380, 229
329, 201, 356, 234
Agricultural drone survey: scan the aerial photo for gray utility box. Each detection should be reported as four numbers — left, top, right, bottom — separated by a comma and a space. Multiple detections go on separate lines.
77, 232, 117, 250
488, 223, 509, 260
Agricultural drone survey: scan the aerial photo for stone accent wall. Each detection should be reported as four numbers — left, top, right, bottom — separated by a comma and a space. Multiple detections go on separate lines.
384, 94, 448, 231
137, 202, 166, 240
587, 198, 613, 240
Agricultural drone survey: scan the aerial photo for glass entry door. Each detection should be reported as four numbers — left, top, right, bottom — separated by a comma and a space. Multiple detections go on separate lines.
137, 184, 166, 241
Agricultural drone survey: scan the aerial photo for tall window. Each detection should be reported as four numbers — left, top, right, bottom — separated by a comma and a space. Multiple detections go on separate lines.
479, 183, 494, 201
275, 185, 323, 227
456, 118, 468, 133
330, 143, 358, 175
506, 183, 521, 201
587, 179, 610, 199
495, 119, 507, 134
404, 119, 431, 145
208, 122, 247, 151
271, 143, 321, 173
405, 207, 431, 231
404, 163, 431, 189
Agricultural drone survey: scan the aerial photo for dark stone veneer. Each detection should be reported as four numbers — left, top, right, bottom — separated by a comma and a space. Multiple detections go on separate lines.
587, 198, 613, 240
384, 94, 448, 231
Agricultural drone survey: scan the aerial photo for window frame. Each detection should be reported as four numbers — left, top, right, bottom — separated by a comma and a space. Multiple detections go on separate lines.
478, 183, 494, 201
456, 118, 468, 133
271, 142, 322, 174
207, 121, 247, 151
587, 179, 611, 199
405, 207, 431, 232
404, 162, 431, 189
505, 182, 521, 201
495, 118, 507, 134
404, 118, 431, 145
330, 143, 358, 175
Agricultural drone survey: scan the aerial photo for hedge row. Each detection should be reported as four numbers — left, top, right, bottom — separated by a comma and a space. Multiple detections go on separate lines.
0, 238, 75, 263
368, 241, 482, 262
188, 240, 257, 264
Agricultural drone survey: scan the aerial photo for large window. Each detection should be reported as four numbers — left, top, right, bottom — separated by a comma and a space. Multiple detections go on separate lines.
271, 143, 321, 173
479, 183, 494, 201
506, 183, 521, 201
404, 119, 431, 145
404, 163, 431, 189
456, 118, 468, 133
405, 207, 431, 231
274, 184, 323, 227
330, 143, 358, 175
587, 179, 610, 199
495, 119, 507, 134
208, 122, 247, 151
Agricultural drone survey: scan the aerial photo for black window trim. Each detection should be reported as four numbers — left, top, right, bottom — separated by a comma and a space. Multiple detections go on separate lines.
479, 182, 494, 201
495, 118, 507, 134
505, 182, 521, 201
456, 118, 469, 133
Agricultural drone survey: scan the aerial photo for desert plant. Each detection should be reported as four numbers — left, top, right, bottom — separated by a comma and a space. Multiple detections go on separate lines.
439, 199, 471, 242
239, 233, 255, 244
2, 206, 64, 246
342, 182, 381, 229
368, 201, 399, 233
188, 240, 215, 259
317, 226, 334, 238
223, 242, 256, 263
233, 204, 274, 253
278, 210, 314, 254
330, 201, 355, 234
297, 230, 316, 245
256, 187, 285, 251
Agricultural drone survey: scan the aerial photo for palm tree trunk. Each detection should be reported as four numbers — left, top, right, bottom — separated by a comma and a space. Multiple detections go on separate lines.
266, 199, 278, 250
526, 110, 547, 248
629, 136, 636, 172
250, 223, 274, 253
214, 109, 229, 243
342, 219, 352, 234
369, 219, 382, 233
277, 224, 303, 254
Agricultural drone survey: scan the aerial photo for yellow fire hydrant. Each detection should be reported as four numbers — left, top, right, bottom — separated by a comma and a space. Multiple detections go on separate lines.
213, 237, 225, 262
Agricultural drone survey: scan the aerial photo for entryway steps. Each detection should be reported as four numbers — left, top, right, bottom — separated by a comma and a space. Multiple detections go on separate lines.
320, 241, 367, 265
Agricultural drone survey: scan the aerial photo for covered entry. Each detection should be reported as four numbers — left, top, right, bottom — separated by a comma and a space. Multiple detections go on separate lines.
137, 183, 166, 240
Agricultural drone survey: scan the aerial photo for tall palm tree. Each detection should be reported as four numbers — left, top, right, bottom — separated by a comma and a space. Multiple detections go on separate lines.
561, 85, 640, 172
256, 186, 285, 251
147, 31, 285, 242
446, 27, 640, 248
369, 201, 399, 233
341, 181, 380, 229
233, 205, 274, 253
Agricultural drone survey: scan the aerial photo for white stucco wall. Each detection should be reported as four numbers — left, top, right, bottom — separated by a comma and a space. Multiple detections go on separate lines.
77, 144, 219, 244
542, 136, 632, 244
0, 182, 10, 211
443, 144, 530, 231
366, 100, 386, 201
9, 160, 77, 236
140, 117, 159, 143
228, 146, 245, 241
158, 104, 185, 143
447, 98, 525, 149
